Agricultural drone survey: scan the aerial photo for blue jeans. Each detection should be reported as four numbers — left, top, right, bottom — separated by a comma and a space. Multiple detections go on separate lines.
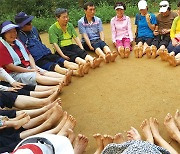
167, 41, 180, 55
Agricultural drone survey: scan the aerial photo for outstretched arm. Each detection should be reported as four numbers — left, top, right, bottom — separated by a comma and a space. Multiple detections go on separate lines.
73, 37, 84, 50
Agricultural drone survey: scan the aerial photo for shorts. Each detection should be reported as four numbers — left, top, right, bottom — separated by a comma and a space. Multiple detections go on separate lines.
0, 81, 35, 96
36, 54, 65, 71
9, 66, 45, 85
0, 109, 16, 118
61, 44, 87, 62
83, 39, 108, 51
0, 91, 18, 108
151, 34, 170, 48
136, 37, 153, 46
0, 127, 25, 153
116, 38, 132, 50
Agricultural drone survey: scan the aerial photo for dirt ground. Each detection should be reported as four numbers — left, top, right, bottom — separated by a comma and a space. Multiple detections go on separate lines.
40, 22, 180, 153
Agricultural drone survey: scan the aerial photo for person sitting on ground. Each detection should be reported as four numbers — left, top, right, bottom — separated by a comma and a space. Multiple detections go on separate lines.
0, 112, 30, 130
134, 0, 157, 58
49, 8, 102, 75
110, 2, 133, 58
0, 21, 71, 86
0, 102, 78, 153
78, 2, 118, 63
166, 1, 180, 67
15, 12, 84, 77
150, 1, 178, 59
0, 67, 60, 98
0, 82, 62, 109
93, 120, 177, 153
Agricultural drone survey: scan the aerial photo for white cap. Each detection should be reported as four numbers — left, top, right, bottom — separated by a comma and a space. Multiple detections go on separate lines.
159, 1, 169, 12
115, 5, 124, 10
138, 0, 147, 10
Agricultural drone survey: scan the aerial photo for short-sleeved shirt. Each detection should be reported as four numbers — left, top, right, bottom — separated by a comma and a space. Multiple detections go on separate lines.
135, 13, 157, 38
78, 16, 103, 42
0, 41, 30, 73
156, 11, 178, 33
170, 16, 180, 39
48, 22, 77, 52
18, 27, 52, 62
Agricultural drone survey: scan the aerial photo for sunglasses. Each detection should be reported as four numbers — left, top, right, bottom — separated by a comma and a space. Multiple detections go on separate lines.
26, 21, 32, 25
159, 4, 168, 7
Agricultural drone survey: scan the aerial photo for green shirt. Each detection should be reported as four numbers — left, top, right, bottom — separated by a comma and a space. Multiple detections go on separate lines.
48, 22, 77, 53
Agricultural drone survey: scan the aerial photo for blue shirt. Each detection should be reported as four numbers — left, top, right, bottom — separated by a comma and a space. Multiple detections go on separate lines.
18, 27, 51, 62
78, 16, 103, 42
135, 13, 157, 38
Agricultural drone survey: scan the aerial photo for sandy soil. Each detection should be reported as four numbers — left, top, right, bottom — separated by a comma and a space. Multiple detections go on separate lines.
40, 22, 180, 153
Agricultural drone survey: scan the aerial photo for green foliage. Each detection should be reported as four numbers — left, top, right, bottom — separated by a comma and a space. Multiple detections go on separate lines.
0, 0, 179, 32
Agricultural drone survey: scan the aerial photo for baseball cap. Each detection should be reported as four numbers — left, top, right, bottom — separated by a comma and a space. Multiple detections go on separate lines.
159, 1, 169, 13
138, 0, 147, 10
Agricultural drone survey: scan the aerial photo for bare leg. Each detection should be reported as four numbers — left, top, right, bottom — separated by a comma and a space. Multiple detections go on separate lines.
127, 127, 141, 140
14, 87, 61, 109
103, 134, 113, 148
23, 104, 62, 129
164, 113, 180, 144
34, 85, 56, 91
30, 89, 54, 98
54, 64, 68, 75
95, 48, 106, 60
113, 133, 125, 144
74, 134, 88, 154
36, 73, 63, 86
150, 117, 178, 154
44, 111, 68, 134
93, 133, 104, 154
67, 129, 76, 144
174, 109, 180, 130
64, 60, 79, 70
4, 115, 30, 129
57, 115, 76, 136
20, 104, 63, 139
16, 102, 57, 118
140, 119, 154, 143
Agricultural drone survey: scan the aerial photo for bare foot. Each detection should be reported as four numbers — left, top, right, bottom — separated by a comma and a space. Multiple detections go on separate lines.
83, 61, 91, 74
149, 117, 161, 141
66, 69, 72, 84
94, 57, 103, 68
74, 134, 88, 154
164, 113, 180, 144
102, 134, 113, 148
140, 119, 154, 143
138, 46, 143, 58
105, 52, 111, 63
174, 109, 180, 130
73, 64, 84, 77
11, 112, 27, 121
110, 51, 118, 62
67, 129, 76, 144
118, 46, 125, 59
113, 133, 125, 144
167, 55, 177, 67
11, 115, 30, 129
124, 47, 130, 58
134, 45, 139, 58
151, 45, 157, 59
93, 133, 104, 154
58, 115, 76, 136
145, 46, 151, 58
52, 98, 62, 106
127, 127, 141, 140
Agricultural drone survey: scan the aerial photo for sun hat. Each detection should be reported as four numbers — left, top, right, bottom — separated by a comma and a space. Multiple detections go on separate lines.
138, 0, 147, 10
15, 12, 34, 27
115, 4, 124, 10
0, 21, 19, 34
159, 1, 169, 12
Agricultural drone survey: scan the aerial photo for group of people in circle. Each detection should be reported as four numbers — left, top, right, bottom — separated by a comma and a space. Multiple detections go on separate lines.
0, 0, 179, 153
